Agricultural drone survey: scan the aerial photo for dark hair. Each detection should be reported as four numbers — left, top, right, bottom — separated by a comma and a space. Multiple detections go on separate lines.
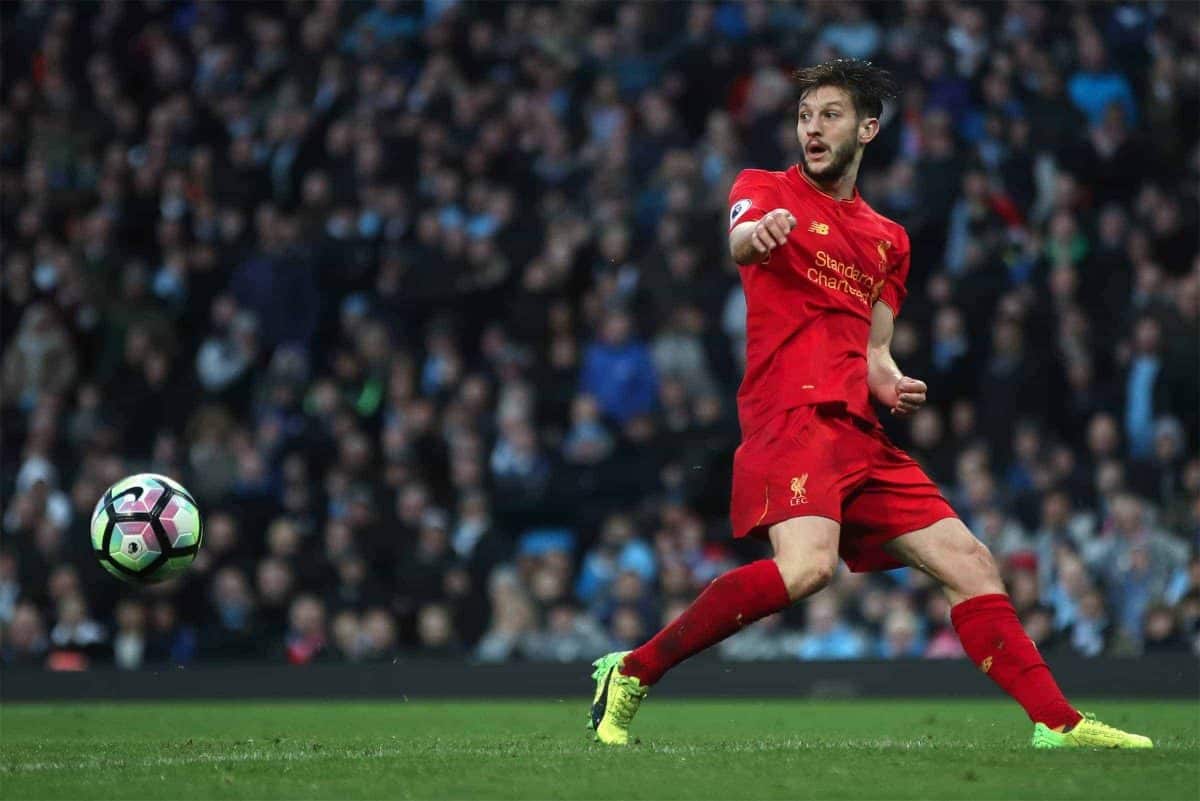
792, 59, 899, 120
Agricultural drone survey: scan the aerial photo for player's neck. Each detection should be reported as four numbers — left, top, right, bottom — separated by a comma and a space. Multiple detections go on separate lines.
799, 165, 859, 202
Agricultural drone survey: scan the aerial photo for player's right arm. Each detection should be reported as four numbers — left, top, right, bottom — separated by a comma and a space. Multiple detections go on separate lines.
727, 170, 796, 266
730, 210, 798, 265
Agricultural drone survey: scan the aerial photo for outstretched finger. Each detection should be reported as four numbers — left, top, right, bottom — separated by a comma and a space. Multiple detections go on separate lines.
752, 230, 772, 254
764, 221, 790, 246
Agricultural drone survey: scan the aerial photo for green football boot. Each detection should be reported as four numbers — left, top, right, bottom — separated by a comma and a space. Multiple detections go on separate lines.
588, 651, 647, 746
1032, 713, 1153, 749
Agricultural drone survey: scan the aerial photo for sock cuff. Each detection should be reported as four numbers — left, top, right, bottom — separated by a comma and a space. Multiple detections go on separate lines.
748, 558, 791, 608
950, 592, 1014, 627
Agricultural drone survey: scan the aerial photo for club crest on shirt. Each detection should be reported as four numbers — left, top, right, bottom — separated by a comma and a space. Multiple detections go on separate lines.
730, 198, 752, 226
789, 474, 809, 506
876, 239, 893, 272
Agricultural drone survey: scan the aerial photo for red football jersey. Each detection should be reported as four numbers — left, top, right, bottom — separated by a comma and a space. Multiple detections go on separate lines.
728, 165, 911, 437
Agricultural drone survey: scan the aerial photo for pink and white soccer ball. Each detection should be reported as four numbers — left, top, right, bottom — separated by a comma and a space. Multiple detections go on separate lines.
90, 473, 203, 584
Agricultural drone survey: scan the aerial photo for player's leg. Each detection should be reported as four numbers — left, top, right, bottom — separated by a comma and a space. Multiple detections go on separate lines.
622, 515, 838, 685
845, 431, 1079, 727
880, 516, 1005, 604
590, 405, 853, 744
883, 518, 1152, 748
589, 516, 839, 745
883, 518, 1077, 726
843, 425, 1152, 749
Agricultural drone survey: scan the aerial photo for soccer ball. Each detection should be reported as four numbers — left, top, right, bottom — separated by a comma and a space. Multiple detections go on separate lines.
90, 473, 203, 584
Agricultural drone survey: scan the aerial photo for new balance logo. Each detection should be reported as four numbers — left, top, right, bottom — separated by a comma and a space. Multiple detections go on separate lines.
789, 474, 809, 506
808, 221, 830, 235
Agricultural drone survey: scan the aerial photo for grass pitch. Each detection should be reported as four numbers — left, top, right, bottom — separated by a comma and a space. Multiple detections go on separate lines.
1, 699, 1196, 799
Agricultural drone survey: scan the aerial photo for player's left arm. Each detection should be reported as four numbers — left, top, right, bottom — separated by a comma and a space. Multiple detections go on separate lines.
868, 301, 926, 418
867, 228, 924, 417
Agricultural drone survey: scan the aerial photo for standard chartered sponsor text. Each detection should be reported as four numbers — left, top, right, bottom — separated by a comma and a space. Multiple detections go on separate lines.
808, 250, 875, 306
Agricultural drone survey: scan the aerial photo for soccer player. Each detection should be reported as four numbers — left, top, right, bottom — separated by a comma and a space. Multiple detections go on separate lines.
589, 60, 1151, 750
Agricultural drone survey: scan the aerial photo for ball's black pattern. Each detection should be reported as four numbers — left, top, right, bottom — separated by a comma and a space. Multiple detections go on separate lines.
92, 477, 201, 583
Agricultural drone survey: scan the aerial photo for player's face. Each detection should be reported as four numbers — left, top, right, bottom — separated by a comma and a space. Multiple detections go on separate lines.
797, 86, 863, 183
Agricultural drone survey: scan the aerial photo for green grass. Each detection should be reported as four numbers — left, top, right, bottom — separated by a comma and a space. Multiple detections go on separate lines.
1, 699, 1196, 799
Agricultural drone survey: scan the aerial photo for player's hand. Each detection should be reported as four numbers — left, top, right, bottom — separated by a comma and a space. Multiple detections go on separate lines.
751, 209, 798, 259
890, 376, 927, 417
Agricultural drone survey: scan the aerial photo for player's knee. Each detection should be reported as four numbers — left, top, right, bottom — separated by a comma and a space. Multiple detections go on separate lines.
970, 537, 999, 575
808, 559, 836, 592
774, 553, 836, 601
957, 534, 1003, 594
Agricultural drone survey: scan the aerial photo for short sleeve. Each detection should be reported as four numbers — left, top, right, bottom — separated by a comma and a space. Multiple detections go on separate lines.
727, 170, 779, 232
877, 228, 911, 317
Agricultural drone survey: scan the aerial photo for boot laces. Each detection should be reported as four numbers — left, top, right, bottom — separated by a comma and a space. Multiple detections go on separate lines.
1079, 712, 1123, 738
609, 676, 646, 725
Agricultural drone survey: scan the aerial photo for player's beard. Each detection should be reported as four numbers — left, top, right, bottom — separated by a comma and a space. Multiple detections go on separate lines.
800, 138, 857, 185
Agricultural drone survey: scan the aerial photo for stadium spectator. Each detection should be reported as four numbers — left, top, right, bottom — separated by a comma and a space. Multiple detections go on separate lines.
415, 602, 463, 657
146, 598, 197, 666
524, 600, 610, 661
580, 309, 658, 425
1067, 32, 1138, 126
48, 593, 107, 668
475, 568, 536, 663
1066, 590, 1112, 658
205, 567, 261, 660
576, 513, 656, 608
111, 598, 147, 671
0, 0, 1196, 670
331, 609, 365, 662
1141, 604, 1188, 654
0, 549, 19, 625
924, 595, 966, 659
284, 594, 328, 665
795, 594, 869, 660
719, 613, 798, 662
2, 303, 77, 412
878, 609, 925, 659
2, 602, 48, 666
361, 607, 400, 662
1020, 604, 1060, 655
562, 394, 616, 467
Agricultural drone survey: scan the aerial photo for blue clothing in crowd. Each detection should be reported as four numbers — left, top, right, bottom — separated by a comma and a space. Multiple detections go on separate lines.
1125, 355, 1160, 459
1067, 70, 1138, 126
576, 539, 658, 605
580, 340, 659, 424
796, 625, 869, 660
230, 252, 320, 349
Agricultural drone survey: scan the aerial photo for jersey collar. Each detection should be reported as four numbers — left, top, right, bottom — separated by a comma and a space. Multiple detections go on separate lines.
789, 164, 861, 206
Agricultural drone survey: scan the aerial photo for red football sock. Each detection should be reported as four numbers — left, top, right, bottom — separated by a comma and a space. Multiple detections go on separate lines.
951, 593, 1081, 729
621, 559, 791, 686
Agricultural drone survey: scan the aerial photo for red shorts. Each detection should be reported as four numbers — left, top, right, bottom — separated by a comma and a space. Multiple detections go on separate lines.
730, 404, 957, 572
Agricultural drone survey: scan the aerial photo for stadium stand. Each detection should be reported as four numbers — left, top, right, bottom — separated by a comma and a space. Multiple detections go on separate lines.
1, 0, 1197, 670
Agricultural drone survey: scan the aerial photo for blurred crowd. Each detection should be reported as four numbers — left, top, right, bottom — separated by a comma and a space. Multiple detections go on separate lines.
2, 0, 1198, 671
